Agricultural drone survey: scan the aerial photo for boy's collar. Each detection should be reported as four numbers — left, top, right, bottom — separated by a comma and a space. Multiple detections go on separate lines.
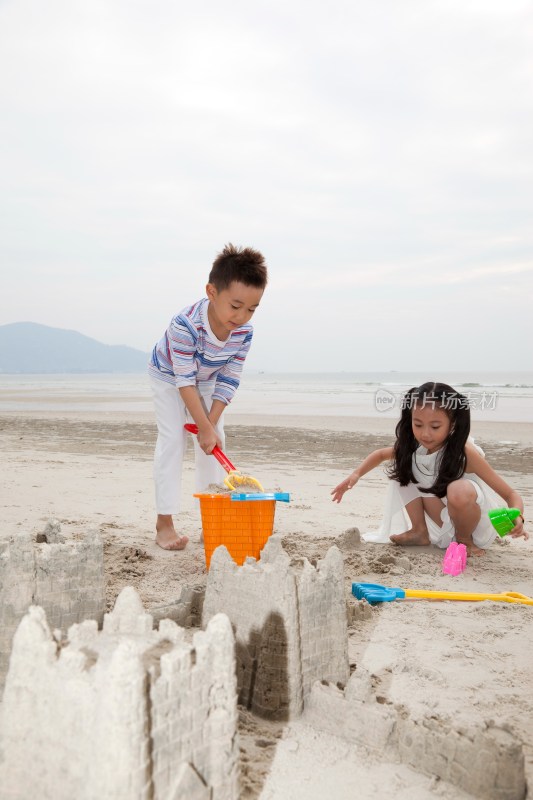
201, 298, 228, 346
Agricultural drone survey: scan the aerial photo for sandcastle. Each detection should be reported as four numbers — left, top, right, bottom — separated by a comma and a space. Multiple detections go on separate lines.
203, 535, 350, 718
0, 526, 528, 800
303, 670, 526, 800
0, 521, 105, 694
0, 532, 350, 799
0, 587, 239, 800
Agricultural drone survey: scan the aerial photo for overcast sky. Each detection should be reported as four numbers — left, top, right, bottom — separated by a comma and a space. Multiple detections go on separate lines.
1, 0, 532, 372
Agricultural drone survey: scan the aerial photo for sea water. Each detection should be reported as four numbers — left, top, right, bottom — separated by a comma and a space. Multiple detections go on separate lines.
0, 371, 532, 423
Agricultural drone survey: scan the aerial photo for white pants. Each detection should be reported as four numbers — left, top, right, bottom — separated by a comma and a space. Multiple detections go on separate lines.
150, 376, 226, 515
398, 479, 497, 549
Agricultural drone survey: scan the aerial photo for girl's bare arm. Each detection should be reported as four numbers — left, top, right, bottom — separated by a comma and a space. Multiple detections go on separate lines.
331, 446, 394, 503
465, 444, 527, 538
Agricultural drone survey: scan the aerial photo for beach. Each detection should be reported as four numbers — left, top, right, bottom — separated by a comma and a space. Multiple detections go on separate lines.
1, 406, 533, 799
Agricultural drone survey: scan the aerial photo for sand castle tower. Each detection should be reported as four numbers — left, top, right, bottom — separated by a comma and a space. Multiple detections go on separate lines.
0, 588, 239, 800
0, 521, 105, 695
203, 535, 350, 719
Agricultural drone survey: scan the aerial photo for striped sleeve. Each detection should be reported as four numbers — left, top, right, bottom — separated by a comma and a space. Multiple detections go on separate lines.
212, 330, 253, 404
167, 313, 199, 388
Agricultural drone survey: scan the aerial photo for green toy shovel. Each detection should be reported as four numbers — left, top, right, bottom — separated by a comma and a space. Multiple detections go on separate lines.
488, 508, 522, 538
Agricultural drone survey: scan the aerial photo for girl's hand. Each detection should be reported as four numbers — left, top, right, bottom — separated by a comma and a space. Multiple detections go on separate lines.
509, 515, 529, 540
331, 474, 359, 503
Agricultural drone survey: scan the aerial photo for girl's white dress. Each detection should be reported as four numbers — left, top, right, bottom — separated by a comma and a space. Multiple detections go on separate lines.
362, 439, 501, 549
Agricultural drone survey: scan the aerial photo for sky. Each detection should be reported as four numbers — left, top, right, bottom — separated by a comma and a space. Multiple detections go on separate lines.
1, 0, 532, 372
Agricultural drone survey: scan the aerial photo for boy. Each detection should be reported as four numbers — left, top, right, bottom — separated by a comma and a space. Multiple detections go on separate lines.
148, 244, 268, 550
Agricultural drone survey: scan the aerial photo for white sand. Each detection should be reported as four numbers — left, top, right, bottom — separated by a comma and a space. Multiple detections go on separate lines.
1, 410, 532, 798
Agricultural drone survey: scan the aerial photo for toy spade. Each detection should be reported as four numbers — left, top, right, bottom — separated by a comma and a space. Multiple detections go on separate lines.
488, 508, 522, 537
352, 582, 533, 606
184, 423, 264, 492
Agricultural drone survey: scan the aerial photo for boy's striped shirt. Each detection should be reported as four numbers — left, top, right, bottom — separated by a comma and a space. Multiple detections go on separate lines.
148, 297, 253, 404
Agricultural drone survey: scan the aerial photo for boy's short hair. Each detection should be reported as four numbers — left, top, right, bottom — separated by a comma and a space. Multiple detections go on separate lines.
209, 243, 268, 291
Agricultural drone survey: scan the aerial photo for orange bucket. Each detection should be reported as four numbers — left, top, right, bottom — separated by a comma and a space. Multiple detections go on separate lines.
194, 493, 276, 568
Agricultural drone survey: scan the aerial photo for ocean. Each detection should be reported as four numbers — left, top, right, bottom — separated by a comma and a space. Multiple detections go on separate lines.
0, 371, 532, 423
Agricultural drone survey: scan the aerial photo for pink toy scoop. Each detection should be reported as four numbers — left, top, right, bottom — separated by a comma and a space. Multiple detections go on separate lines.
442, 542, 467, 576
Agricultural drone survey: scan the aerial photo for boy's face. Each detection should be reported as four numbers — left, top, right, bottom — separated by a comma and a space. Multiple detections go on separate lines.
206, 281, 264, 340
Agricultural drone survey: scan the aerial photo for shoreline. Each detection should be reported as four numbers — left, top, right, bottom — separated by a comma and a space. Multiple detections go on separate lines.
2, 408, 533, 445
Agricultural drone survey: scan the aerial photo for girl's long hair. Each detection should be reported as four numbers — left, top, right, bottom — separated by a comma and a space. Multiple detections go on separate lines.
387, 382, 471, 498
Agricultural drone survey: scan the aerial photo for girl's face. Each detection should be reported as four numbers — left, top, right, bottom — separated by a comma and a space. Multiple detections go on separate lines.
412, 403, 452, 454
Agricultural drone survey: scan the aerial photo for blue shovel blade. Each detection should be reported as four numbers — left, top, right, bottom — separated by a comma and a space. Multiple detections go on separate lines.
352, 582, 406, 604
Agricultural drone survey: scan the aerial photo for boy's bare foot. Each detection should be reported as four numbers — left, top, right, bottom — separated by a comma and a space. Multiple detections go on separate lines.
390, 528, 430, 546
156, 515, 189, 551
156, 532, 189, 551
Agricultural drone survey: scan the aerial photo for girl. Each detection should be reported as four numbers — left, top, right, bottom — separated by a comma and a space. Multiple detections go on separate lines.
331, 382, 527, 555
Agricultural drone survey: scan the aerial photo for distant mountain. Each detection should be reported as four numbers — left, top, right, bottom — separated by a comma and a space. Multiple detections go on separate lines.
0, 322, 150, 374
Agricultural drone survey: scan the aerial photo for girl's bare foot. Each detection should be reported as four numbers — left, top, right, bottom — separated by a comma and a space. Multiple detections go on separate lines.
463, 542, 485, 557
390, 527, 430, 546
156, 515, 189, 551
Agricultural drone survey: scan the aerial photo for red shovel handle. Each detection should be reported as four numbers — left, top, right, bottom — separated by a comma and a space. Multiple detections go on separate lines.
183, 423, 236, 472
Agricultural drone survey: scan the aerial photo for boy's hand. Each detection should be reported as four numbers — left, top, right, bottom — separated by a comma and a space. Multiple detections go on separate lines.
197, 423, 221, 455
331, 474, 359, 503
